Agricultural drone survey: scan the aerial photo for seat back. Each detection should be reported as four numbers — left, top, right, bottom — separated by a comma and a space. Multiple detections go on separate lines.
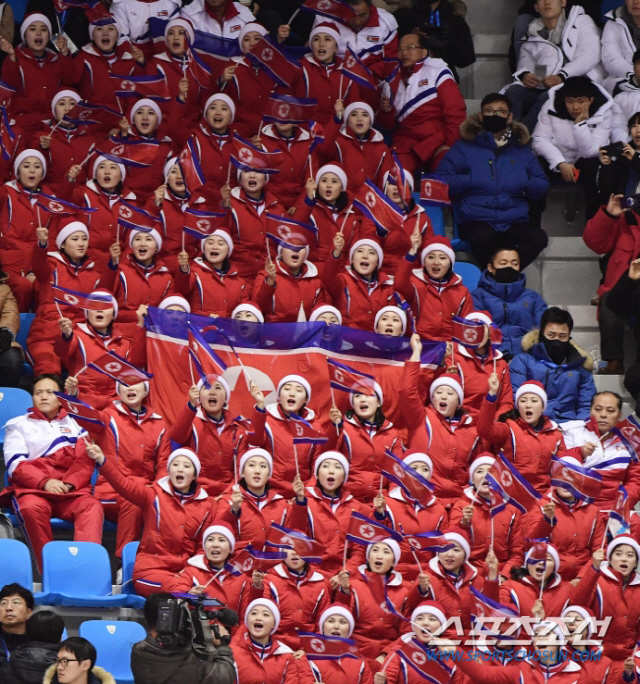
16, 313, 35, 350
79, 620, 146, 680
421, 205, 446, 237
42, 542, 112, 597
454, 262, 482, 291
0, 539, 32, 588
121, 542, 139, 596
0, 388, 33, 445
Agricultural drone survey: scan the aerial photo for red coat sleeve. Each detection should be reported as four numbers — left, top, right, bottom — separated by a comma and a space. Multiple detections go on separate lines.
320, 252, 345, 299
476, 397, 511, 447
393, 255, 418, 305
61, 439, 96, 491
438, 79, 466, 149
31, 243, 52, 283
168, 402, 197, 445
11, 459, 55, 490
98, 452, 155, 508
248, 406, 268, 448
583, 208, 621, 256
253, 270, 274, 316
399, 361, 427, 431
173, 265, 196, 297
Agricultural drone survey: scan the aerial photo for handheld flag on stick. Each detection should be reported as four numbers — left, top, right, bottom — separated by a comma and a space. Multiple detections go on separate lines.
54, 393, 107, 427
469, 586, 519, 639
451, 316, 486, 349
183, 207, 226, 240
290, 412, 329, 446
187, 324, 228, 389
96, 149, 152, 169
245, 37, 301, 88
346, 511, 402, 545
550, 456, 602, 503
299, 632, 359, 660
52, 286, 114, 312
266, 524, 324, 563
299, 0, 357, 25
485, 453, 542, 514
178, 138, 206, 192
419, 177, 451, 207
88, 352, 153, 387
63, 102, 122, 129
110, 73, 170, 101
352, 180, 403, 238
380, 450, 434, 503
397, 638, 454, 684
230, 134, 281, 174
403, 531, 454, 553
327, 358, 375, 395
341, 46, 378, 90
264, 95, 319, 124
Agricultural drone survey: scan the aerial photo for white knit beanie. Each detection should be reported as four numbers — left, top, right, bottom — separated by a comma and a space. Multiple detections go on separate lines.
349, 239, 383, 268
129, 98, 162, 126
239, 447, 273, 475
129, 228, 163, 252
374, 305, 407, 335
56, 221, 89, 249
277, 374, 311, 401
167, 448, 201, 477
314, 451, 350, 482
319, 605, 355, 637
245, 599, 281, 634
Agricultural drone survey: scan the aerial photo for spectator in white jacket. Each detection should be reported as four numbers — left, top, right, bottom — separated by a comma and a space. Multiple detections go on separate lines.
532, 76, 613, 218
181, 0, 254, 45
110, 0, 180, 48
601, 0, 640, 93
611, 50, 640, 142
504, 0, 604, 133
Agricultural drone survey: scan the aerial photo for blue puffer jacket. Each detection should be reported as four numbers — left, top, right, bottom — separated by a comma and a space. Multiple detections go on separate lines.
509, 331, 596, 423
435, 116, 549, 230
472, 270, 548, 355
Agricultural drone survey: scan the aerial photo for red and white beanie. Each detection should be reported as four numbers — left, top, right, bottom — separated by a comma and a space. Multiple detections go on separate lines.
606, 535, 640, 566
238, 22, 267, 44
93, 154, 126, 182
232, 302, 265, 323
525, 543, 560, 572
314, 451, 350, 482
410, 601, 447, 628
349, 239, 384, 268
88, 290, 118, 318
515, 380, 547, 410
129, 228, 163, 252
204, 93, 236, 122
443, 527, 471, 558
15, 149, 47, 178
467, 311, 492, 327
344, 101, 375, 123
277, 374, 311, 401
164, 17, 195, 44
374, 305, 408, 335
468, 454, 495, 484
245, 598, 281, 634
158, 295, 191, 313
403, 452, 433, 478
309, 305, 342, 325
167, 448, 201, 477
21, 13, 52, 41
420, 236, 455, 266
51, 89, 79, 117
315, 163, 347, 191
239, 447, 273, 476
130, 98, 163, 126
349, 381, 383, 407
319, 604, 355, 637
430, 374, 464, 406
366, 537, 401, 566
201, 229, 234, 257
196, 375, 230, 401
560, 605, 595, 640
56, 221, 89, 249
310, 21, 341, 45
202, 520, 236, 553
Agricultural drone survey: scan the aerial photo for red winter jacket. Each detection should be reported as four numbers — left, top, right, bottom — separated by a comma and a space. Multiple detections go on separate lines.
2, 47, 75, 128
54, 322, 146, 410
375, 486, 447, 579
249, 404, 323, 496
186, 125, 236, 209
260, 125, 314, 209
583, 207, 640, 297
0, 180, 62, 276
401, 361, 481, 508
98, 454, 215, 583
523, 491, 605, 581
173, 256, 251, 316
395, 256, 473, 340
167, 403, 250, 496
449, 487, 524, 578
382, 635, 465, 684
254, 260, 327, 323
309, 657, 374, 684
335, 566, 412, 659
325, 413, 403, 502
232, 632, 316, 684
322, 255, 394, 331
66, 43, 139, 110
477, 396, 565, 493
260, 562, 332, 650
163, 553, 262, 617
216, 481, 289, 551
285, 481, 368, 578
445, 344, 513, 417
293, 55, 360, 125
361, 205, 433, 276
570, 562, 640, 661
224, 187, 287, 281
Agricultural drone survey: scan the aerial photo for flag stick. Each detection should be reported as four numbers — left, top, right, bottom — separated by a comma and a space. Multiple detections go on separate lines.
226, 160, 232, 185
342, 538, 348, 570
55, 300, 64, 319
490, 515, 494, 551
339, 74, 344, 100
37, 205, 42, 228
181, 228, 186, 252
50, 119, 63, 134
601, 517, 610, 550
538, 563, 545, 600
78, 143, 96, 168
287, 8, 301, 24
293, 443, 300, 477
55, 12, 62, 37
233, 443, 239, 485
410, 547, 423, 573
265, 236, 273, 263
339, 204, 352, 234
74, 365, 88, 378
308, 154, 313, 180
344, 80, 353, 99
330, 384, 340, 436
203, 566, 226, 588
381, 652, 395, 673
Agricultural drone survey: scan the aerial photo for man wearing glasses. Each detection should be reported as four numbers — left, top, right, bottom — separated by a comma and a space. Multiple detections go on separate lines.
378, 32, 466, 174
0, 583, 33, 663
436, 92, 549, 270
46, 636, 114, 684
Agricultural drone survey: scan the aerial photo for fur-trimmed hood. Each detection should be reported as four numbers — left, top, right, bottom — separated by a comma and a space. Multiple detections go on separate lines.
44, 664, 116, 684
460, 114, 531, 146
521, 329, 594, 371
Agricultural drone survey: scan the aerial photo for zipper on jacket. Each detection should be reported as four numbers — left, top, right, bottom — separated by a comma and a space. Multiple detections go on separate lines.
488, 159, 495, 180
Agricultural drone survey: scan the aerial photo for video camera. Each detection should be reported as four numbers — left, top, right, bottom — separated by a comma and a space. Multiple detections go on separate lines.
155, 594, 238, 657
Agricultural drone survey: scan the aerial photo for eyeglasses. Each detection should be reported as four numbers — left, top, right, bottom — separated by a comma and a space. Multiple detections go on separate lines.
0, 598, 27, 608
56, 658, 79, 668
398, 45, 421, 52
482, 109, 509, 117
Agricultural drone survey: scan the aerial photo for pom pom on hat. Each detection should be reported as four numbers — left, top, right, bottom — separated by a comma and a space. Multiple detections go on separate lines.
374, 305, 407, 335
420, 236, 455, 267
167, 448, 201, 477
204, 93, 236, 123
314, 451, 349, 482
349, 239, 383, 268
309, 21, 341, 45
56, 221, 89, 250
245, 598, 281, 634
515, 380, 547, 410
315, 164, 347, 192
430, 374, 464, 407
202, 520, 236, 553
239, 448, 273, 476
319, 605, 355, 637
277, 374, 311, 402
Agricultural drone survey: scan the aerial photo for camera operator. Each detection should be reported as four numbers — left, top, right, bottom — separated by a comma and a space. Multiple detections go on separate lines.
131, 593, 235, 684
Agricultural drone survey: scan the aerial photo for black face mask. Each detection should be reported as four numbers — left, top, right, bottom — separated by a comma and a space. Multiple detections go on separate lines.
482, 115, 509, 133
542, 337, 570, 364
492, 267, 520, 284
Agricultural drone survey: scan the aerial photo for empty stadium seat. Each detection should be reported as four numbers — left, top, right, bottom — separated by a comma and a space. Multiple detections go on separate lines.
422, 205, 446, 237
41, 541, 129, 607
0, 539, 50, 603
0, 388, 33, 447
16, 313, 35, 375
120, 541, 145, 609
454, 262, 482, 291
79, 620, 146, 684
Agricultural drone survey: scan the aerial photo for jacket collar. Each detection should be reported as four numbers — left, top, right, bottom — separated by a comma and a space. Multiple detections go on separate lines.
428, 555, 478, 583
273, 562, 324, 582
411, 269, 464, 289
262, 124, 310, 142
357, 564, 404, 586
230, 186, 279, 209
389, 484, 438, 507
344, 413, 395, 431
157, 476, 208, 500
85, 179, 136, 201
339, 124, 385, 144
276, 259, 318, 278
77, 321, 122, 343
600, 561, 640, 585
125, 253, 169, 276
113, 400, 162, 423
48, 250, 95, 272
82, 42, 132, 61
457, 343, 503, 363
305, 481, 353, 504
28, 406, 69, 422
477, 269, 527, 301
194, 256, 239, 277
265, 403, 316, 421
522, 573, 563, 591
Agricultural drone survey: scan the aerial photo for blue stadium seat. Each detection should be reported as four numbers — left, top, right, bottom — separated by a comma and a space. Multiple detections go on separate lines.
79, 620, 146, 684
16, 313, 35, 376
454, 262, 482, 291
121, 541, 145, 609
421, 205, 446, 237
0, 539, 50, 603
0, 388, 33, 447
41, 541, 129, 607
451, 220, 472, 253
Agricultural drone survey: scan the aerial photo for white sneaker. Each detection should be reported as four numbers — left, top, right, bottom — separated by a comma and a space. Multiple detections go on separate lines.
116, 567, 123, 585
